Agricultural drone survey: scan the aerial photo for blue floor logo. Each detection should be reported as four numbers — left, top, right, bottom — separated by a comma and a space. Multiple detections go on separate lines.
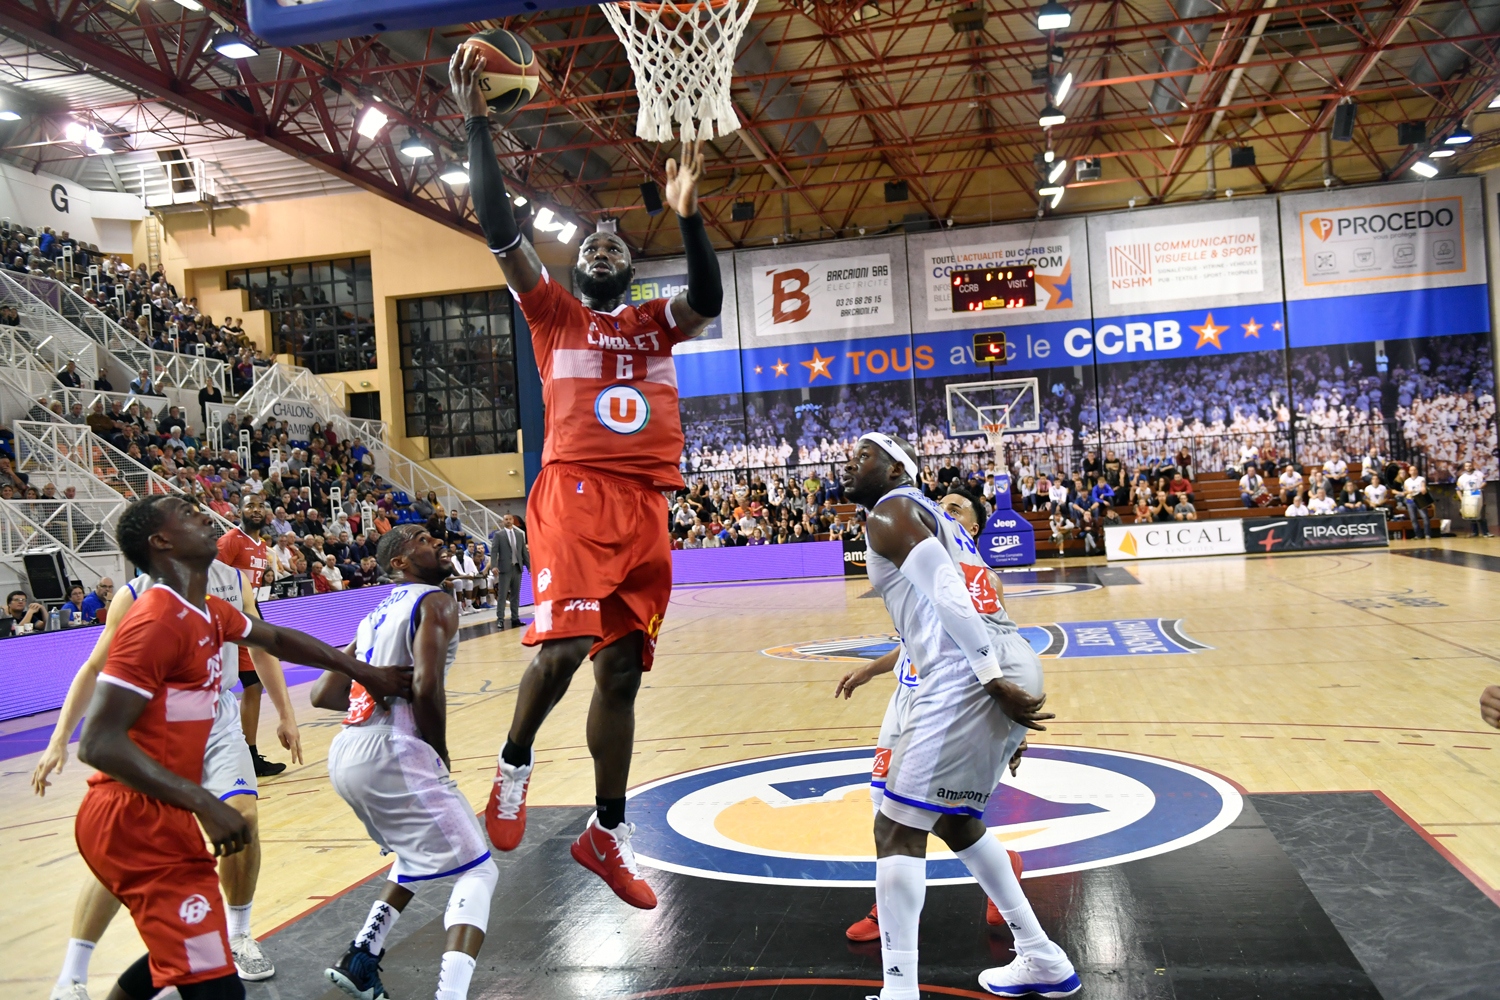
626, 746, 1242, 886
762, 619, 1209, 662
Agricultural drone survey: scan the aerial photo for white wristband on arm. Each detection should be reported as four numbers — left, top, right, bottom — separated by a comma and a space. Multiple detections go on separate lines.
897, 536, 1002, 684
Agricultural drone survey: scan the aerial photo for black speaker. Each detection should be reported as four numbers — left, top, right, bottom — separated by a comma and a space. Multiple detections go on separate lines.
23, 550, 69, 602
731, 200, 755, 222
1331, 103, 1356, 142
1074, 157, 1101, 181
884, 180, 908, 203
1229, 146, 1256, 168
640, 181, 664, 216
1397, 121, 1426, 146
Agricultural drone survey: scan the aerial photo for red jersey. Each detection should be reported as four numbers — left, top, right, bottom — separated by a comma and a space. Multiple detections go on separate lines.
217, 528, 267, 588
515, 267, 693, 489
90, 586, 251, 787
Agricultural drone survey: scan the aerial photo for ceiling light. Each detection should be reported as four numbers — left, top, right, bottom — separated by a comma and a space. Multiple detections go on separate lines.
213, 33, 259, 60
1490, 94, 1500, 109
1429, 148, 1456, 158
1409, 159, 1439, 178
0, 110, 20, 122
1043, 149, 1055, 163
399, 131, 434, 160
1037, 184, 1066, 208
535, 206, 556, 229
1036, 1, 1071, 30
172, 0, 204, 10
512, 195, 527, 206
1052, 71, 1073, 104
1047, 158, 1069, 184
439, 165, 468, 185
1444, 126, 1473, 145
558, 222, 578, 244
356, 105, 389, 140
1038, 104, 1066, 128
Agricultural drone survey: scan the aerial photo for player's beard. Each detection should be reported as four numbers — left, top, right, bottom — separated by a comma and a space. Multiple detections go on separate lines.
573, 262, 635, 306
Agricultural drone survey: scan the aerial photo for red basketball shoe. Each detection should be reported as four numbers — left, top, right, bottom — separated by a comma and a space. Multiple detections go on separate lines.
571, 817, 658, 909
985, 850, 1026, 926
845, 904, 880, 942
485, 753, 532, 852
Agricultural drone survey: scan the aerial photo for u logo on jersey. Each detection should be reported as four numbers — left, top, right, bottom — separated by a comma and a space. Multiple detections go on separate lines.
624, 746, 1240, 886
595, 385, 650, 434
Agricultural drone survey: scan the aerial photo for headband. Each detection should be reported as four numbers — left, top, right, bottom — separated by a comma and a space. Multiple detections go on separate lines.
859, 432, 919, 483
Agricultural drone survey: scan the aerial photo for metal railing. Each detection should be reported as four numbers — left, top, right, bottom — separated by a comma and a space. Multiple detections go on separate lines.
13, 422, 131, 502
0, 271, 99, 382
0, 498, 130, 585
131, 157, 219, 208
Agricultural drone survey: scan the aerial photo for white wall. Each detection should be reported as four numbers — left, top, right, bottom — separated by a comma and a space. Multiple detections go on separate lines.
0, 159, 143, 253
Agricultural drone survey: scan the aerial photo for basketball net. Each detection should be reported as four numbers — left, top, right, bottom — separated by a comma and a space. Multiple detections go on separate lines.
982, 421, 1007, 473
601, 0, 759, 143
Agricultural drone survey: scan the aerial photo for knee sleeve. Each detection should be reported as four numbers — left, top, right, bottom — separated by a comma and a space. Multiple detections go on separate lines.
115, 954, 156, 1000
444, 857, 498, 934
177, 971, 247, 999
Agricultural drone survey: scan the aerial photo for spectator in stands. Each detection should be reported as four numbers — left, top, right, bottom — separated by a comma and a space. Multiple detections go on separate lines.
0, 455, 28, 492
80, 578, 112, 622
197, 380, 223, 429
56, 360, 81, 388
128, 368, 156, 396
1081, 450, 1102, 481
1239, 468, 1267, 507
1088, 476, 1115, 516
1238, 442, 1260, 477
348, 555, 383, 588
4, 590, 46, 633
1308, 488, 1336, 516
1336, 478, 1368, 513
1322, 452, 1348, 495
1363, 476, 1391, 515
59, 584, 87, 626
1456, 461, 1490, 537
1150, 490, 1174, 522
1172, 492, 1198, 521
1402, 470, 1434, 539
1277, 463, 1303, 505
444, 508, 465, 543
1168, 470, 1193, 502
1286, 492, 1310, 517
315, 556, 345, 593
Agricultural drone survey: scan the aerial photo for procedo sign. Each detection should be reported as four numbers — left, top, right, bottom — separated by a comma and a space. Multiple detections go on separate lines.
267, 400, 317, 442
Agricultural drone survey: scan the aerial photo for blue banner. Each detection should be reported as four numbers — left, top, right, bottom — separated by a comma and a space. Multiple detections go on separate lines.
1285, 283, 1489, 347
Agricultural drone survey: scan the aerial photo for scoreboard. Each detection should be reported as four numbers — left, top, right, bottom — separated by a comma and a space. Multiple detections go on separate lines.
950, 267, 1036, 313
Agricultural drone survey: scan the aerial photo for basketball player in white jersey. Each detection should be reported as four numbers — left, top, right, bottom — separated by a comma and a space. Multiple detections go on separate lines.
836, 488, 1025, 941
32, 558, 300, 997
311, 525, 496, 1000
844, 433, 1079, 999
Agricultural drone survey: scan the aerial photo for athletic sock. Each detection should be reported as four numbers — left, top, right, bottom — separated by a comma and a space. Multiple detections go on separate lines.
596, 796, 626, 830
956, 836, 1059, 959
353, 899, 401, 955
56, 937, 95, 988
874, 855, 925, 1000
248, 743, 258, 758
435, 950, 477, 1000
227, 902, 253, 939
500, 739, 531, 769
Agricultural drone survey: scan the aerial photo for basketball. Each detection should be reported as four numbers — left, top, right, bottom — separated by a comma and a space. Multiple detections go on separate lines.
462, 28, 539, 114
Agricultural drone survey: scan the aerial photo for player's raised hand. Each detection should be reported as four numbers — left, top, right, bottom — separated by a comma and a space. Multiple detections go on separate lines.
449, 45, 491, 120
198, 796, 253, 857
30, 740, 67, 796
664, 140, 704, 218
985, 679, 1054, 732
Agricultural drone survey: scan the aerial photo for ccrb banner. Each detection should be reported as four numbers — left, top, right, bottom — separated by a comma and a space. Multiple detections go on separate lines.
1241, 513, 1390, 553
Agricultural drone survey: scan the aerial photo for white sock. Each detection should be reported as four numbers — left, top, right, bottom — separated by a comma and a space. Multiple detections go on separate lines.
435, 950, 477, 1000
354, 899, 401, 955
956, 836, 1059, 959
227, 902, 253, 939
56, 938, 95, 988
874, 855, 925, 1000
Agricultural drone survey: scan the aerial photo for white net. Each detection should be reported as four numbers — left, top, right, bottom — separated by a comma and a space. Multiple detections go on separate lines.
601, 0, 759, 143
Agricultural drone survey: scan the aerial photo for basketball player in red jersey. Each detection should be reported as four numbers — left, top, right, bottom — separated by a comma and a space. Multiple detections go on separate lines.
452, 47, 722, 909
217, 494, 283, 776
75, 495, 408, 1000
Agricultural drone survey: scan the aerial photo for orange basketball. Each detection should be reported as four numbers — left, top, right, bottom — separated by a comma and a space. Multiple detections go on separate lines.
463, 28, 539, 115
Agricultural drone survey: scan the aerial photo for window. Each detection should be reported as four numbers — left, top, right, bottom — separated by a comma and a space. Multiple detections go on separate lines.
226, 257, 375, 373
396, 290, 520, 458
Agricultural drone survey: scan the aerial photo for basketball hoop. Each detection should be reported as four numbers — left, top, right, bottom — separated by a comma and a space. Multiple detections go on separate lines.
601, 0, 759, 143
981, 421, 1007, 467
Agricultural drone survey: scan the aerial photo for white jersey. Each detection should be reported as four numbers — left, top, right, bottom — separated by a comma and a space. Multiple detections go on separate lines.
866, 485, 1016, 679
343, 583, 459, 735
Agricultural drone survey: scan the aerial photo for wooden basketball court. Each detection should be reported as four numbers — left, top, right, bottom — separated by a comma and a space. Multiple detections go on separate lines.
5, 538, 1499, 998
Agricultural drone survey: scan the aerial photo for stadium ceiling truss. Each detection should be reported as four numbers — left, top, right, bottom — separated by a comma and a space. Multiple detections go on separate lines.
0, 0, 1498, 255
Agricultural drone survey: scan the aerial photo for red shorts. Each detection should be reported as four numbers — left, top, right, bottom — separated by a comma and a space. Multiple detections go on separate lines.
75, 783, 232, 988
523, 463, 671, 668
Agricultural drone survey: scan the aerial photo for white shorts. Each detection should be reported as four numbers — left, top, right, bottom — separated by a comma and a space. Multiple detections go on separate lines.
871, 678, 916, 802
327, 724, 491, 883
202, 687, 256, 801
880, 631, 1042, 832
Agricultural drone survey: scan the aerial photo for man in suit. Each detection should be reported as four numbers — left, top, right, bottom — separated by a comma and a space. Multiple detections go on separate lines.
489, 514, 528, 629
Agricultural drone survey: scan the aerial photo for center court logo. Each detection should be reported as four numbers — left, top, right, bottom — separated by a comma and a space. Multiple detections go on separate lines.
626, 746, 1242, 886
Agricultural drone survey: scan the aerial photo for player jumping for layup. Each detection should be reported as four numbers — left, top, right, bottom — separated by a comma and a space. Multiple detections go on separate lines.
449, 46, 722, 909
844, 435, 1079, 998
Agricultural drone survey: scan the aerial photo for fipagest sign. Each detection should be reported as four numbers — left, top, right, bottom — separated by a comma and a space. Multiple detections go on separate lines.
1104, 521, 1245, 561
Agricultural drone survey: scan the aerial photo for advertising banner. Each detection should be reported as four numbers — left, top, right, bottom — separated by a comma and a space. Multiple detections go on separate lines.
1101, 215, 1264, 305
1242, 512, 1389, 553
978, 506, 1037, 567
750, 252, 896, 337
1104, 521, 1245, 561
843, 538, 868, 576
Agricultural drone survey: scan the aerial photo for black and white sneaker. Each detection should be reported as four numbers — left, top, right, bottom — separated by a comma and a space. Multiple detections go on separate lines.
325, 942, 389, 1000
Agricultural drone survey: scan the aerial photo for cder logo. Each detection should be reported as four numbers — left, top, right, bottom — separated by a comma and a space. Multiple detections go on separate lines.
989, 533, 1021, 554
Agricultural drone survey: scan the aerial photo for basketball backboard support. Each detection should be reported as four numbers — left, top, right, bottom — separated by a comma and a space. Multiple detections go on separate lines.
248, 0, 595, 47
946, 377, 1041, 437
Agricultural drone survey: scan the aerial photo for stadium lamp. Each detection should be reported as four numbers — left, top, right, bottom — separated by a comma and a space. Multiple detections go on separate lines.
1444, 126, 1473, 145
534, 206, 579, 244
399, 131, 434, 160
438, 164, 468, 185
1052, 71, 1074, 104
1038, 103, 1066, 128
1037, 184, 1066, 208
1409, 159, 1439, 178
0, 110, 20, 122
1490, 93, 1500, 109
212, 32, 259, 60
356, 104, 389, 140
64, 121, 105, 151
1429, 148, 1456, 158
1047, 157, 1069, 184
1036, 2, 1071, 30
512, 195, 528, 206
172, 0, 204, 9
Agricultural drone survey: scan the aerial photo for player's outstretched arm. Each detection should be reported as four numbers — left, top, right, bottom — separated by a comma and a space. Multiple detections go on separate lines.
450, 46, 543, 295
410, 592, 461, 768
663, 141, 722, 340
78, 684, 251, 856
835, 646, 898, 699
242, 573, 302, 764
242, 618, 412, 703
309, 642, 357, 712
31, 584, 137, 796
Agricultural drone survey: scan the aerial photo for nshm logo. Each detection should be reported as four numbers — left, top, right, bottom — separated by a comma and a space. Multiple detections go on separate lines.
595, 385, 650, 434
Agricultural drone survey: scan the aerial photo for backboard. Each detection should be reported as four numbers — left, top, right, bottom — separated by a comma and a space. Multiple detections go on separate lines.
945, 377, 1040, 437
248, 0, 594, 47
